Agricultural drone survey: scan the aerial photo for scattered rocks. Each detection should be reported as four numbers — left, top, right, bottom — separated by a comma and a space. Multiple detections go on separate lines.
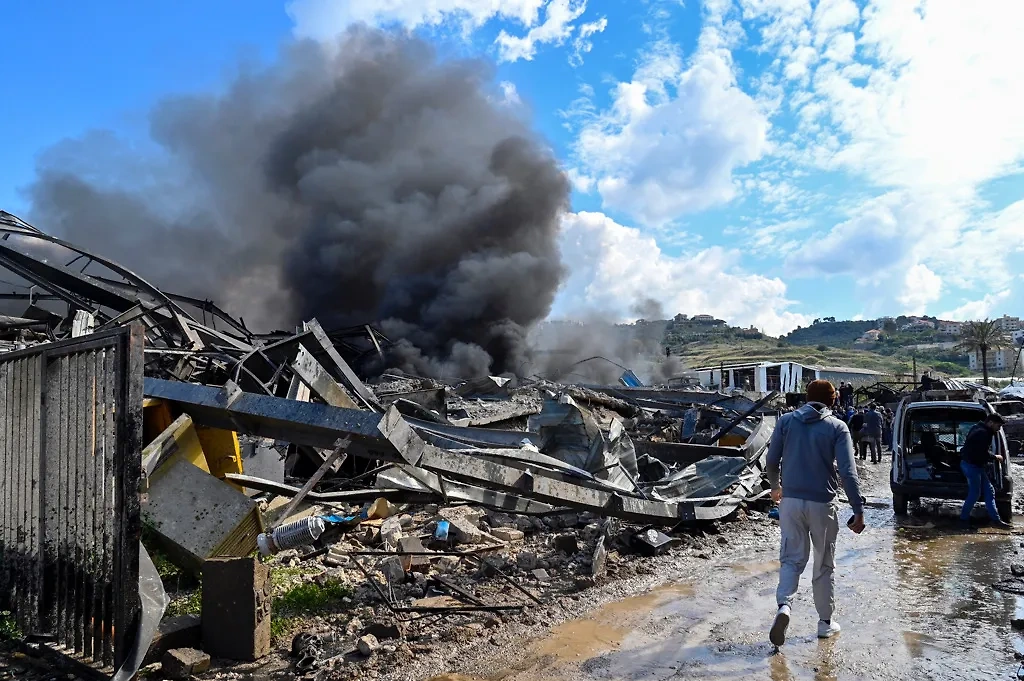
161, 648, 210, 680
399, 514, 415, 528
357, 634, 380, 656
1011, 563, 1024, 577
346, 617, 364, 635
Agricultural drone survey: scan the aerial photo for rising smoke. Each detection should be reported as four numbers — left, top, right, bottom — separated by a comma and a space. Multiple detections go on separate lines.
28, 28, 569, 378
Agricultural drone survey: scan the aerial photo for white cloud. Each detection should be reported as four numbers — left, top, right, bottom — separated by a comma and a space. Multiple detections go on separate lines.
897, 263, 942, 314
571, 20, 768, 226
940, 290, 1013, 322
499, 81, 521, 106
556, 211, 810, 335
811, 0, 858, 37
823, 32, 855, 63
570, 16, 607, 66
287, 0, 545, 39
495, 0, 587, 63
287, 0, 602, 64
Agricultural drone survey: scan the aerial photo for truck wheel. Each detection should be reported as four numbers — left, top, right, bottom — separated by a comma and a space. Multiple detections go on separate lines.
893, 493, 909, 516
998, 500, 1013, 521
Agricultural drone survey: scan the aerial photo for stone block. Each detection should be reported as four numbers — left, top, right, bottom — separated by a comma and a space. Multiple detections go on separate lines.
162, 648, 210, 680
490, 527, 524, 542
201, 557, 271, 661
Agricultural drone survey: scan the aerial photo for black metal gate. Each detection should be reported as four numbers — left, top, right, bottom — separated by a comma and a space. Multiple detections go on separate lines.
0, 325, 144, 671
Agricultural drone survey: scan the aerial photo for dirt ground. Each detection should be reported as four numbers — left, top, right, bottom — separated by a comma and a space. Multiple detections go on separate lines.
409, 459, 1024, 681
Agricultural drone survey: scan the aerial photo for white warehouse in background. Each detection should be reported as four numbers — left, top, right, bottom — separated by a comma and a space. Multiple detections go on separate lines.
688, 361, 881, 394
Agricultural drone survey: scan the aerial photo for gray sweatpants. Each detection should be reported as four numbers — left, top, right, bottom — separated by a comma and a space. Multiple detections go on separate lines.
776, 497, 839, 621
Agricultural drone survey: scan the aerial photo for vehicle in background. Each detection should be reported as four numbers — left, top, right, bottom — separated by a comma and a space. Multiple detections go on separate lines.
891, 396, 1013, 519
990, 399, 1024, 457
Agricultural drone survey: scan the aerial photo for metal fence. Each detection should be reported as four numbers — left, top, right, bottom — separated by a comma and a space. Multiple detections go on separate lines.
0, 325, 144, 672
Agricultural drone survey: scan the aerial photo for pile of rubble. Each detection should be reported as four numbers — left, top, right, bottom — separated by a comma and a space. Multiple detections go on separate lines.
0, 210, 781, 680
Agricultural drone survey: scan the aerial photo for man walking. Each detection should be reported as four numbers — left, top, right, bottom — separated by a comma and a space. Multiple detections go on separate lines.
861, 404, 884, 463
960, 413, 1012, 529
767, 380, 864, 646
849, 408, 865, 458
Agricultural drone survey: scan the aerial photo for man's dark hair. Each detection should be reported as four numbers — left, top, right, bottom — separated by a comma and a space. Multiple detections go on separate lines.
986, 412, 1007, 425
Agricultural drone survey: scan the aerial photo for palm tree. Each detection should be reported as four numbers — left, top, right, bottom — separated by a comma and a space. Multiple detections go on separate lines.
959, 319, 1011, 386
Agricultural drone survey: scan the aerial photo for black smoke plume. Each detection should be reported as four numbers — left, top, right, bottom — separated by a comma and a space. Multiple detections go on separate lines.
27, 28, 569, 378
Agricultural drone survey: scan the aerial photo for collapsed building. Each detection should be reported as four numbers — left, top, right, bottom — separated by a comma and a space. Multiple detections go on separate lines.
0, 210, 781, 679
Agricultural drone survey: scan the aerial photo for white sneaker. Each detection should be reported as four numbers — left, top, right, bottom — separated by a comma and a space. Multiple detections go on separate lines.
817, 619, 841, 638
770, 605, 791, 646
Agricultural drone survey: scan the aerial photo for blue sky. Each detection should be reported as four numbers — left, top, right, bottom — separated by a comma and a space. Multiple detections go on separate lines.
2, 0, 1023, 335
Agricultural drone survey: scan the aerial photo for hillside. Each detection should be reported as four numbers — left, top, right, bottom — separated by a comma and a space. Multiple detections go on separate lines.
667, 336, 913, 375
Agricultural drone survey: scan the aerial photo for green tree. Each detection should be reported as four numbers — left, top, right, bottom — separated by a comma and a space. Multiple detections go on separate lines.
958, 319, 1011, 386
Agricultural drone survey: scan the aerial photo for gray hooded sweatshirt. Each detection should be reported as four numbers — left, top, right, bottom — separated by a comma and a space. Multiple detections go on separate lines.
766, 402, 864, 514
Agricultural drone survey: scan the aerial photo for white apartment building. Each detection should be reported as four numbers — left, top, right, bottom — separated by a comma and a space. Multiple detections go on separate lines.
996, 315, 1022, 332
937, 320, 963, 335
968, 346, 1023, 372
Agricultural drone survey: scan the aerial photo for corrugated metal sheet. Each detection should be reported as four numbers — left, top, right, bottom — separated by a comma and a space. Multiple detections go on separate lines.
0, 326, 144, 672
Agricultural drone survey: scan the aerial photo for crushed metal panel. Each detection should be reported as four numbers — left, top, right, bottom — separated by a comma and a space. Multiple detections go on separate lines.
0, 325, 144, 673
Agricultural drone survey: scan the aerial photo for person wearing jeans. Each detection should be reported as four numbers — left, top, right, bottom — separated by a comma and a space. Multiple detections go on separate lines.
766, 380, 865, 647
959, 413, 1011, 529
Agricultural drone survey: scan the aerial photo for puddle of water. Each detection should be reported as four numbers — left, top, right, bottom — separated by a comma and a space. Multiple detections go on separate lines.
728, 559, 780, 576
531, 582, 694, 662
424, 582, 694, 681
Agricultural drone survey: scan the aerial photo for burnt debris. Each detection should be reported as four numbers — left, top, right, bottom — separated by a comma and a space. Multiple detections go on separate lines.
0, 210, 782, 679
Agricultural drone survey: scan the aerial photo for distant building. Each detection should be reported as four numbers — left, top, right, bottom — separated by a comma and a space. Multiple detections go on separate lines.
996, 315, 1022, 332
740, 326, 761, 338
968, 347, 1023, 372
899, 319, 935, 332
691, 314, 716, 323
690, 361, 880, 393
937, 320, 964, 335
674, 313, 689, 322
855, 329, 882, 344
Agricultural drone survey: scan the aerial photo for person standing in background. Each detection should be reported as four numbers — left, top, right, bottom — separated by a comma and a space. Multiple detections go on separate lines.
861, 404, 884, 463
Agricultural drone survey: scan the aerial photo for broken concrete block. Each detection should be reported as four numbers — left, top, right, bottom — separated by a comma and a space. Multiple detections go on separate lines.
441, 513, 483, 544
143, 615, 201, 666
201, 557, 271, 661
490, 527, 524, 542
487, 512, 515, 528
324, 547, 351, 567
554, 534, 579, 554
398, 514, 415, 528
397, 536, 430, 572
379, 555, 406, 583
162, 648, 210, 680
515, 516, 534, 533
357, 634, 379, 656
516, 551, 538, 570
381, 516, 403, 551
532, 568, 551, 582
361, 525, 382, 546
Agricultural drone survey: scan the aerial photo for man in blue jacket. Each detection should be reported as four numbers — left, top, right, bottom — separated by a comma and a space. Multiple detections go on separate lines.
861, 404, 885, 463
766, 380, 864, 646
959, 413, 1011, 529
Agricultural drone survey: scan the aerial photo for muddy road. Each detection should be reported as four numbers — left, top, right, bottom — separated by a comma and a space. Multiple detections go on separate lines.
425, 462, 1024, 681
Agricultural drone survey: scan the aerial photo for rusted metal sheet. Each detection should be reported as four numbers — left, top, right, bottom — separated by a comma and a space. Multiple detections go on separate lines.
0, 326, 144, 673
